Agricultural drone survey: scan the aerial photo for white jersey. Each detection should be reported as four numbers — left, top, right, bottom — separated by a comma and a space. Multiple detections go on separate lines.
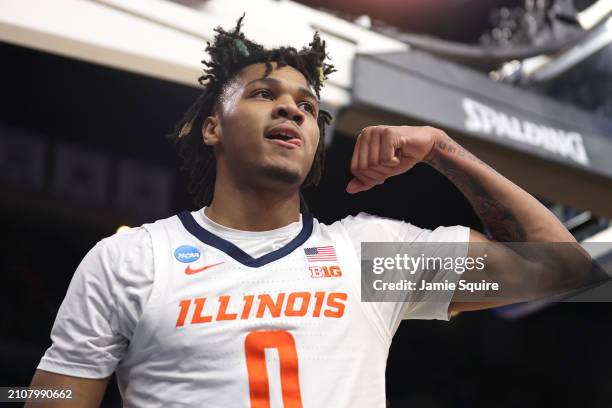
38, 210, 468, 407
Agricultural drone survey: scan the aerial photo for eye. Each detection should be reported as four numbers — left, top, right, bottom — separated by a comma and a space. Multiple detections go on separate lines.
299, 101, 316, 115
252, 89, 274, 99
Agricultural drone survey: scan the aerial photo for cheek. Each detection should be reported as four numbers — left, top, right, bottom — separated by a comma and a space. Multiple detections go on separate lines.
306, 126, 321, 155
221, 110, 261, 146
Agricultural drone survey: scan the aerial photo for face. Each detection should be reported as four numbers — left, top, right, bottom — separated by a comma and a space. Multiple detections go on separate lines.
202, 62, 321, 190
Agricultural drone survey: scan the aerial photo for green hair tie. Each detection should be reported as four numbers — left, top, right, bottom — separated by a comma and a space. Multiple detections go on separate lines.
233, 39, 250, 57
317, 66, 325, 84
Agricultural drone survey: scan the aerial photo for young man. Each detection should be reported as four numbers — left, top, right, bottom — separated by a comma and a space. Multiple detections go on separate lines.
28, 17, 580, 407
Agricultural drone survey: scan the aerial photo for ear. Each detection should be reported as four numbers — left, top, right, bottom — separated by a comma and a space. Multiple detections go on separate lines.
202, 115, 221, 146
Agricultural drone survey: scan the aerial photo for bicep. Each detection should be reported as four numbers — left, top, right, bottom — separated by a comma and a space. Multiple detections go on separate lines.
26, 370, 110, 408
449, 229, 531, 312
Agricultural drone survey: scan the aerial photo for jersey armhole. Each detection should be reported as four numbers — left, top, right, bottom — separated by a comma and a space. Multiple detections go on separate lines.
335, 224, 394, 349
137, 220, 173, 327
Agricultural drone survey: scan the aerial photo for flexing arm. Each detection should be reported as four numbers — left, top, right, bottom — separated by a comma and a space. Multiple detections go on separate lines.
347, 125, 589, 311
25, 370, 109, 408
348, 125, 572, 242
424, 131, 573, 243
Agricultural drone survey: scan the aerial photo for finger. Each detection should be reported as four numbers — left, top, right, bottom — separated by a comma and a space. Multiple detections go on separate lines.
357, 128, 372, 171
351, 168, 385, 190
381, 156, 400, 167
351, 169, 378, 185
350, 129, 364, 171
360, 168, 388, 181
346, 177, 375, 194
368, 130, 381, 167
379, 129, 397, 164
369, 164, 398, 177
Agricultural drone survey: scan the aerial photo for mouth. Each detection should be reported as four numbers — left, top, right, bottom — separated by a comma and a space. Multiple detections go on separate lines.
264, 125, 303, 148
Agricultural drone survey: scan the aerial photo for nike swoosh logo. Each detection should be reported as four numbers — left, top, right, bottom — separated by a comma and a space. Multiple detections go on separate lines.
184, 262, 225, 275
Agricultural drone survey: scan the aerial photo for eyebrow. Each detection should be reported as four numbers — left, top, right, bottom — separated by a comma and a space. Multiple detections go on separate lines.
245, 77, 319, 105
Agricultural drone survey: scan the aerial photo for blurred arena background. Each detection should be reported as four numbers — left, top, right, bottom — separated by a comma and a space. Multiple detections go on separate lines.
1, 0, 612, 406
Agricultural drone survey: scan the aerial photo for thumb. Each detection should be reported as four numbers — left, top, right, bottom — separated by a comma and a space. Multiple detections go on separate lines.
346, 177, 370, 194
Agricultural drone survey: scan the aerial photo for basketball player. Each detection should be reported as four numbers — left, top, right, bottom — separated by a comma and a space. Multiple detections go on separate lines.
27, 17, 580, 407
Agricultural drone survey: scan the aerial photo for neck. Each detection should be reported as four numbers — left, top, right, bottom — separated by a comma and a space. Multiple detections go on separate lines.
206, 172, 302, 231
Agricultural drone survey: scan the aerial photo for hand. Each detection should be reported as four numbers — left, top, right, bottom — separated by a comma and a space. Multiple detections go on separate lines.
347, 125, 441, 194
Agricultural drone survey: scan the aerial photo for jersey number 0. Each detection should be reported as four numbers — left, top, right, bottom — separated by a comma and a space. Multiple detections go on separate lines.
245, 330, 303, 408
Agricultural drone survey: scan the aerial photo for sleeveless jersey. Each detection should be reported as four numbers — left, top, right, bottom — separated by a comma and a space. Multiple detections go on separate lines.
117, 211, 389, 407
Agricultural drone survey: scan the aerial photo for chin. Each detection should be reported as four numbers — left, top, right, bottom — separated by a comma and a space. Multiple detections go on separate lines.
259, 164, 302, 186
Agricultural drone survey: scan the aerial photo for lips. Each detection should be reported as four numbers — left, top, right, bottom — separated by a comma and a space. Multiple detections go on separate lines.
265, 124, 303, 148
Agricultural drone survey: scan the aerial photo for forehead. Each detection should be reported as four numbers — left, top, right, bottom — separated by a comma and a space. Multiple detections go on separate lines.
235, 62, 312, 91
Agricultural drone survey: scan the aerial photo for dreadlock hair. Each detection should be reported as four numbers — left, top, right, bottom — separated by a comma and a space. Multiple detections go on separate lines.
169, 15, 336, 207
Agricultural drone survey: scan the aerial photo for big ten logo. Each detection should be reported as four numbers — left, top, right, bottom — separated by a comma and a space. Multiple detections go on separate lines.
309, 265, 342, 278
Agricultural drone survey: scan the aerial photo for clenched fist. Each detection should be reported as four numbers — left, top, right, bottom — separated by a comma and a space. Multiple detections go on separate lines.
347, 125, 443, 194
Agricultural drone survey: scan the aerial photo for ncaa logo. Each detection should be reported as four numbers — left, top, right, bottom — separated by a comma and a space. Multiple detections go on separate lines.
174, 245, 201, 263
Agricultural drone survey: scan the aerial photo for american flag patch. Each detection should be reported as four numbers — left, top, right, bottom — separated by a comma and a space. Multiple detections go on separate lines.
304, 246, 337, 263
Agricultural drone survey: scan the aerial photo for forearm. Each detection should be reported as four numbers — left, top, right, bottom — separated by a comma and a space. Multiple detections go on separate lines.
425, 131, 574, 243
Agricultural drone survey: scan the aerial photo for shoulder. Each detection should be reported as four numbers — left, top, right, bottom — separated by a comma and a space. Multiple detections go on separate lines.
318, 212, 469, 243
319, 212, 425, 243
80, 226, 156, 294
340, 212, 420, 233
96, 211, 185, 262
98, 226, 153, 264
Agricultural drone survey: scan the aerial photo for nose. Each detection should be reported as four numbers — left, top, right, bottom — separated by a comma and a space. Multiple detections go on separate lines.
272, 97, 305, 126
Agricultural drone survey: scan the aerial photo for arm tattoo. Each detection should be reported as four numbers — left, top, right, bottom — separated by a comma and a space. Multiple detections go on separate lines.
427, 137, 527, 242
